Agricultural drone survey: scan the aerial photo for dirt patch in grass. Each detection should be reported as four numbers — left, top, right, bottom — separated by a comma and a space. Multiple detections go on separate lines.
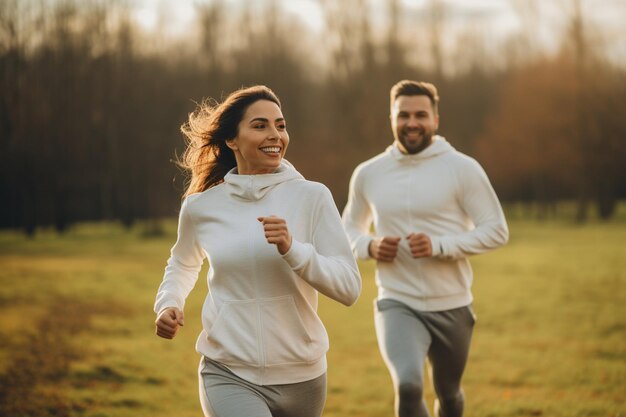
0, 297, 132, 416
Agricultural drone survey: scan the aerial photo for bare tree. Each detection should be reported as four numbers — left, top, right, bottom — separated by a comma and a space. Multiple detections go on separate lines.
427, 0, 445, 81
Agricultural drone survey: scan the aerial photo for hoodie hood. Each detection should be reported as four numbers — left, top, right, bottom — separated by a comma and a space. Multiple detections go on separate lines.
387, 135, 454, 162
224, 159, 304, 201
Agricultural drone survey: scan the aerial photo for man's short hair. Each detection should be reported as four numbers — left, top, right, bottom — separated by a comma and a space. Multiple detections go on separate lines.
390, 80, 439, 115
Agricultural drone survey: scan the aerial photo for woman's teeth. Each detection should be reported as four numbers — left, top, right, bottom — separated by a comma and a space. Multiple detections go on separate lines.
260, 146, 281, 153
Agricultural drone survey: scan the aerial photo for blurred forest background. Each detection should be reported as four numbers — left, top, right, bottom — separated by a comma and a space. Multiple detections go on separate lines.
1, 0, 625, 236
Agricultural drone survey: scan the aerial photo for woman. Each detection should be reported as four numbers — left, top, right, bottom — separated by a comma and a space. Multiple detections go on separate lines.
154, 85, 361, 417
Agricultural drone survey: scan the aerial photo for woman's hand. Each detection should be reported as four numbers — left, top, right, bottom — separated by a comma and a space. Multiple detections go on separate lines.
155, 307, 184, 339
258, 216, 292, 255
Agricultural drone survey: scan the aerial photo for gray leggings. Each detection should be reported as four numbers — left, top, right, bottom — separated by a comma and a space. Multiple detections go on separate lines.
198, 357, 327, 417
374, 299, 475, 417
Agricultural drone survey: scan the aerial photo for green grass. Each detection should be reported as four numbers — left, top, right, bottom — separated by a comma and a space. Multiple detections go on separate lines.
0, 215, 625, 417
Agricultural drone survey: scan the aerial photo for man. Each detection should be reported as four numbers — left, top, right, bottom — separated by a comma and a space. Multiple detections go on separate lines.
342, 80, 509, 417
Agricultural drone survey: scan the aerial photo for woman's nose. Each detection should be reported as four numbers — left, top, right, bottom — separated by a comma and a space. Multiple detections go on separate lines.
268, 127, 281, 139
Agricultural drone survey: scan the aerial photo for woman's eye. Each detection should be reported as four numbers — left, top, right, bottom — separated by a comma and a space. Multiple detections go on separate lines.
277, 124, 286, 130
254, 124, 265, 129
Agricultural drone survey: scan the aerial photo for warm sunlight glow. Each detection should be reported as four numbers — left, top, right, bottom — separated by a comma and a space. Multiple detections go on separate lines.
132, 1, 197, 38
134, 7, 158, 31
283, 0, 324, 32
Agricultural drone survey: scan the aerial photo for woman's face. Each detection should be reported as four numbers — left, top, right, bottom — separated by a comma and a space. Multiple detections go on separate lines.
227, 99, 289, 175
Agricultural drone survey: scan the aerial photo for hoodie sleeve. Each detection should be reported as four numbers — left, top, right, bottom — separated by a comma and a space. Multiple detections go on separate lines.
154, 198, 206, 315
431, 157, 509, 260
281, 186, 362, 306
341, 165, 375, 260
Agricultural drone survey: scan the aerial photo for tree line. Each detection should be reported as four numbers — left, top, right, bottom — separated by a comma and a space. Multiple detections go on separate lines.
1, 0, 625, 235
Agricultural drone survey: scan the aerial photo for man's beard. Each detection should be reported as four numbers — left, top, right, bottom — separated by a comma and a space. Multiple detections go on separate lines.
399, 128, 435, 154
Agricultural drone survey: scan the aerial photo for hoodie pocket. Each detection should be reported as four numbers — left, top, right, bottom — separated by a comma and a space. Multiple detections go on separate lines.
205, 300, 259, 366
261, 295, 328, 366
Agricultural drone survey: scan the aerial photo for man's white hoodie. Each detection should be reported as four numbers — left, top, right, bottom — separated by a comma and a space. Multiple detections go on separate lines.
342, 136, 508, 312
155, 161, 361, 385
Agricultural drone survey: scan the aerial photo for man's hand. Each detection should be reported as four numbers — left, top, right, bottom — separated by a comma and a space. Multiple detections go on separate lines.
155, 307, 184, 339
369, 236, 402, 262
258, 216, 292, 255
406, 233, 433, 258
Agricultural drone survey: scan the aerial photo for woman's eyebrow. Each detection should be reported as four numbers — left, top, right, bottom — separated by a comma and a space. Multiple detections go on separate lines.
249, 117, 285, 123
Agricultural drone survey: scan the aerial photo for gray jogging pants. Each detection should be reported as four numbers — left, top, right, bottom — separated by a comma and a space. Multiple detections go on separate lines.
198, 357, 327, 417
374, 298, 476, 417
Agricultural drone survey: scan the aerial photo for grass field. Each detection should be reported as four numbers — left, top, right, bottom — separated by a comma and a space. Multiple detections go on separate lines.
0, 213, 625, 417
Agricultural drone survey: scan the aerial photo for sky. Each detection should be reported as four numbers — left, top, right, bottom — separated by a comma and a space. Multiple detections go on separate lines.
132, 0, 519, 36
131, 0, 626, 65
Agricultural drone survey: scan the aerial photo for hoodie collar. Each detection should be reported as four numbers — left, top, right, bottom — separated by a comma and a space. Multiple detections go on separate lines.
387, 135, 454, 162
224, 159, 304, 201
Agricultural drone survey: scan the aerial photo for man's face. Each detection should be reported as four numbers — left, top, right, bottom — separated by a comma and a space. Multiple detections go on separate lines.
391, 95, 439, 155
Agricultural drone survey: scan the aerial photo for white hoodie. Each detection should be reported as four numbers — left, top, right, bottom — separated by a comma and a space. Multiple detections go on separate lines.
342, 136, 508, 312
154, 161, 361, 385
